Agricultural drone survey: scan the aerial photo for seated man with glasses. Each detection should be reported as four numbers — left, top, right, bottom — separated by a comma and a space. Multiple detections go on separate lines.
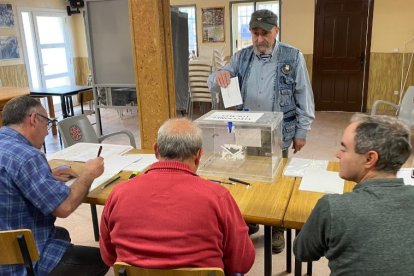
0, 96, 109, 275
35, 112, 58, 131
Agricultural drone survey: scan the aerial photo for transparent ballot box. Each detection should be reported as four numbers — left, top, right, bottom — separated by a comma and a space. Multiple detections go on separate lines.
194, 110, 283, 183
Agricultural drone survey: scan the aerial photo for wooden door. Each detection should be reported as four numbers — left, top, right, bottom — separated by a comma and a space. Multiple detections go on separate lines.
312, 0, 373, 111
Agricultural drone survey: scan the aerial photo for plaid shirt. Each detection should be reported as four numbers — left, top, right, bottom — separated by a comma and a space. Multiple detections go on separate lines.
0, 127, 71, 275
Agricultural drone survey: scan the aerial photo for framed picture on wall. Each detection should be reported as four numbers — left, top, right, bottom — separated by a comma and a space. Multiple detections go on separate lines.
202, 7, 225, 43
0, 36, 20, 60
0, 4, 15, 28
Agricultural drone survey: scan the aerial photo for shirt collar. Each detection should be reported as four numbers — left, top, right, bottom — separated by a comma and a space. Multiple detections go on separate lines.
254, 40, 279, 62
145, 160, 198, 176
353, 178, 405, 191
0, 126, 33, 147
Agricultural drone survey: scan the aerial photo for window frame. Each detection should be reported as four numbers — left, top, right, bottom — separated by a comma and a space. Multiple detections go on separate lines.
229, 0, 281, 55
173, 4, 198, 57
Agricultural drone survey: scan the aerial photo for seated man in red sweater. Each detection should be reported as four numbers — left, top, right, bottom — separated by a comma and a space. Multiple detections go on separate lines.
99, 118, 255, 275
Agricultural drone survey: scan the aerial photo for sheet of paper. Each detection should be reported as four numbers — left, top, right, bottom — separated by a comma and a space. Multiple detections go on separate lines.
123, 154, 158, 172
397, 168, 414, 185
235, 128, 262, 147
203, 111, 264, 123
299, 168, 344, 194
64, 154, 141, 191
47, 143, 133, 162
283, 158, 329, 177
220, 77, 243, 108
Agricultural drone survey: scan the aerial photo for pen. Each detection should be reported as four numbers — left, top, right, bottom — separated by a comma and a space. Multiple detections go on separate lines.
101, 176, 120, 189
208, 179, 235, 185
97, 146, 103, 157
228, 177, 251, 186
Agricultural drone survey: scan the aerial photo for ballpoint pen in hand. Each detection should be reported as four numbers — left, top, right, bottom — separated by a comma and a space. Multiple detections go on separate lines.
228, 177, 251, 186
97, 145, 103, 157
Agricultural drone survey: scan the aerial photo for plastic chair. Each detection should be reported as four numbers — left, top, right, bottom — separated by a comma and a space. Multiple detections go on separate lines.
187, 60, 219, 118
371, 85, 414, 128
57, 114, 136, 148
114, 262, 224, 276
0, 229, 39, 276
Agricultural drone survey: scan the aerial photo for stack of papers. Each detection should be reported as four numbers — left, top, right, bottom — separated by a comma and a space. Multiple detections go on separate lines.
122, 154, 158, 172
299, 168, 344, 194
283, 158, 329, 177
47, 143, 133, 162
397, 168, 414, 185
66, 154, 142, 191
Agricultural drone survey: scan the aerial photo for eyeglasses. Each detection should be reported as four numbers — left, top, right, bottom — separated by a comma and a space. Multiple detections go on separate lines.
35, 113, 57, 130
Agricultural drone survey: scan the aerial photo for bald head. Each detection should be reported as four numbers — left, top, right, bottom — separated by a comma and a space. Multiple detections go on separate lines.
156, 118, 203, 161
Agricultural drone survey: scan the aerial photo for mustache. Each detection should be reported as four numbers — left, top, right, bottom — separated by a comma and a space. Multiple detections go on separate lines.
255, 41, 271, 47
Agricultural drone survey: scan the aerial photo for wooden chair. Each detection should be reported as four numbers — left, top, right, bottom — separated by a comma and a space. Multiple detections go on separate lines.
187, 60, 219, 118
114, 262, 224, 276
0, 229, 39, 276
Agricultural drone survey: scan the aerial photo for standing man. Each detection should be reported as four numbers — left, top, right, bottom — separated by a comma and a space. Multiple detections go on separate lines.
0, 96, 108, 275
294, 114, 414, 275
100, 118, 255, 275
208, 9, 315, 253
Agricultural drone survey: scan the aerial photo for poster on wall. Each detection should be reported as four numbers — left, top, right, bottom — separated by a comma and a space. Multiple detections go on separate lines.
0, 36, 20, 60
0, 4, 15, 28
202, 7, 225, 43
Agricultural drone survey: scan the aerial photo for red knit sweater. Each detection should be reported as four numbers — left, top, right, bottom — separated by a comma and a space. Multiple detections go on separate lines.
99, 160, 255, 275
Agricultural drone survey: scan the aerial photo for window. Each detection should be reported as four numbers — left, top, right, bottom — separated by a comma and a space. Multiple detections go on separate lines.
177, 5, 198, 57
231, 1, 280, 54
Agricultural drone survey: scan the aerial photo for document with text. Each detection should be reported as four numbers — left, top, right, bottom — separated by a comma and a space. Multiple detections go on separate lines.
47, 143, 133, 162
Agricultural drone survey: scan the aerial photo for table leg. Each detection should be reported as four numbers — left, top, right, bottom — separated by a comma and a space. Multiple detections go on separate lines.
90, 204, 100, 241
96, 106, 103, 135
286, 228, 292, 273
295, 229, 302, 276
264, 225, 272, 276
68, 96, 74, 116
46, 96, 57, 135
80, 92, 84, 114
60, 96, 68, 118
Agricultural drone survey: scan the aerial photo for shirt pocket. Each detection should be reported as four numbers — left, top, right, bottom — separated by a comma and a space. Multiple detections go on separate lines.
280, 89, 293, 107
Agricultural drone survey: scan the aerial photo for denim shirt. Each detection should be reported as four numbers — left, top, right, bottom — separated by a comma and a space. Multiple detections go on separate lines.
208, 41, 315, 148
0, 127, 70, 275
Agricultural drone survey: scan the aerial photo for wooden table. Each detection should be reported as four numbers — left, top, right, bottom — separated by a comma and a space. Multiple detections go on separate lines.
50, 153, 296, 276
0, 87, 30, 125
283, 161, 356, 276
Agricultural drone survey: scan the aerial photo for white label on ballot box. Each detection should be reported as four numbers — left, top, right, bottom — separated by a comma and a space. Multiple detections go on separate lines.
203, 111, 264, 123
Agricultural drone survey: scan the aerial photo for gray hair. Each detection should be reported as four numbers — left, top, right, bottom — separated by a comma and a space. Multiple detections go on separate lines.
157, 118, 203, 161
2, 96, 42, 126
351, 113, 412, 173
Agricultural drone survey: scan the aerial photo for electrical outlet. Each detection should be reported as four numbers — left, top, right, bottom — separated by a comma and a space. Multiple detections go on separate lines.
394, 90, 399, 96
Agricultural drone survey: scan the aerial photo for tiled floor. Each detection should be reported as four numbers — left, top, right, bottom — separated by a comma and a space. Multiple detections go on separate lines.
46, 107, 355, 276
